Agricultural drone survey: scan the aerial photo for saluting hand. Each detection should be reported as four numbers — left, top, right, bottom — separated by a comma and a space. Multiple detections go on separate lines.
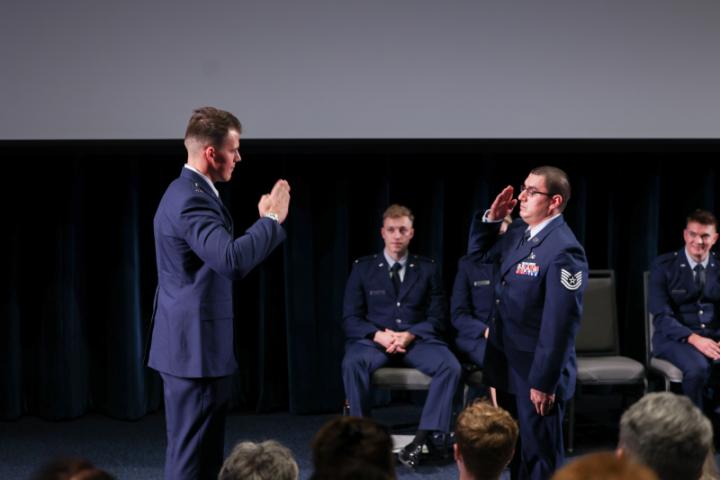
487, 185, 517, 221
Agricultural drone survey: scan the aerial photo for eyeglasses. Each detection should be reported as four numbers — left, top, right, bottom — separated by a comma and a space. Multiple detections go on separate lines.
519, 184, 553, 198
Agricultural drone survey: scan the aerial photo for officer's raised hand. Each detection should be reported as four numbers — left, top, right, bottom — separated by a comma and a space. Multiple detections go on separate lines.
487, 185, 517, 221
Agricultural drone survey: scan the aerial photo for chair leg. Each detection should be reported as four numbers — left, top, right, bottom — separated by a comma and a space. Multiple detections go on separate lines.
566, 395, 575, 454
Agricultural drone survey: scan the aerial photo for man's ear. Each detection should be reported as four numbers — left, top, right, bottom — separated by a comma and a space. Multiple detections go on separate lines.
453, 443, 461, 462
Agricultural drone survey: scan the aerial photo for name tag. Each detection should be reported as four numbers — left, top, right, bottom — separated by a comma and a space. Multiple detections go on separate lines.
369, 289, 386, 296
516, 262, 540, 277
473, 280, 491, 287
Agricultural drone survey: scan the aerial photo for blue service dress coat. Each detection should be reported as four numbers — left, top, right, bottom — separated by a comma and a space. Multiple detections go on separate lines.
450, 252, 494, 366
148, 167, 286, 377
147, 167, 286, 480
468, 213, 588, 480
649, 249, 720, 407
342, 253, 461, 433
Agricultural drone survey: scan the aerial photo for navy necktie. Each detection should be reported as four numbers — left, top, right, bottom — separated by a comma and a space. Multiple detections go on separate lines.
694, 264, 706, 292
519, 230, 531, 248
390, 263, 402, 296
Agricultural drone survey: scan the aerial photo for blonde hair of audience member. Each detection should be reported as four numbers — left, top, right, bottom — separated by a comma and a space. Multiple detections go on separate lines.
455, 400, 519, 480
31, 458, 115, 480
617, 392, 713, 480
218, 440, 298, 480
551, 452, 658, 480
311, 416, 395, 480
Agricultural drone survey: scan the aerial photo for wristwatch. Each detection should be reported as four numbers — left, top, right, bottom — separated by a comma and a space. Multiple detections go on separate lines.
263, 212, 279, 222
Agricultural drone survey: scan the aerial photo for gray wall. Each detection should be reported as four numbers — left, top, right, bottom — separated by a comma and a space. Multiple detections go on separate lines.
2, 0, 720, 139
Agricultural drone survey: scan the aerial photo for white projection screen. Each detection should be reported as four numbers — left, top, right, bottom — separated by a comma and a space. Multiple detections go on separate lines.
2, 0, 720, 140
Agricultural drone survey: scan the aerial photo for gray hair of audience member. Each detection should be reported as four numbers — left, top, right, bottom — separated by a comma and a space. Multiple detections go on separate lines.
31, 458, 115, 480
618, 392, 713, 480
218, 440, 299, 480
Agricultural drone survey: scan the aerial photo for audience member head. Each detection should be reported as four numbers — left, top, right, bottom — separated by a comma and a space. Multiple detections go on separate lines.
31, 458, 114, 480
311, 416, 395, 479
617, 392, 713, 480
551, 451, 658, 480
454, 400, 519, 480
218, 440, 298, 480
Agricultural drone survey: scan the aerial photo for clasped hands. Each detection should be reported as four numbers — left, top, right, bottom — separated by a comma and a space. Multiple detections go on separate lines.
374, 329, 416, 354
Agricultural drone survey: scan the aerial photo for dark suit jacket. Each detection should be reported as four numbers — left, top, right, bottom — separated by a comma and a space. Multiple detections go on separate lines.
343, 253, 447, 345
468, 214, 587, 400
147, 167, 286, 378
650, 249, 720, 351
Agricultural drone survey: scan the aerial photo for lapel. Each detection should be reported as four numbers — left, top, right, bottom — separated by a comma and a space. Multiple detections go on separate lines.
674, 249, 696, 294
180, 167, 234, 232
706, 252, 718, 296
500, 215, 565, 277
373, 254, 396, 296
398, 257, 421, 301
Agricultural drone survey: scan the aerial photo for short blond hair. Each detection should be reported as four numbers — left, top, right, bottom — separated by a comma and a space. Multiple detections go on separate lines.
382, 204, 414, 223
455, 401, 518, 480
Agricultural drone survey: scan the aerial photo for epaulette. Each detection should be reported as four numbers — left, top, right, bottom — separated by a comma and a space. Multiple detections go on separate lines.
410, 254, 435, 264
353, 254, 378, 264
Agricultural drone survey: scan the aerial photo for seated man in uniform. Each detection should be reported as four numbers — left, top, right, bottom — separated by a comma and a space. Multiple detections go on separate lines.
649, 209, 720, 410
452, 215, 513, 368
342, 204, 461, 469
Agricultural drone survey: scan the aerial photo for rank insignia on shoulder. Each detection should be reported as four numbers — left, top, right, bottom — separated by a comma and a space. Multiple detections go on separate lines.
560, 269, 583, 291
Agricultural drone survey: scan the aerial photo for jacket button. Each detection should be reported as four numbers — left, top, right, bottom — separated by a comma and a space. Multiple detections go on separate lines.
396, 318, 402, 324
397, 302, 401, 307
495, 299, 500, 304
699, 310, 704, 315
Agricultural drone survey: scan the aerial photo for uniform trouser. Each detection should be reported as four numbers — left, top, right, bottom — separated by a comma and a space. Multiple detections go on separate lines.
342, 340, 461, 432
655, 340, 719, 409
497, 388, 566, 480
457, 339, 488, 400
160, 372, 232, 480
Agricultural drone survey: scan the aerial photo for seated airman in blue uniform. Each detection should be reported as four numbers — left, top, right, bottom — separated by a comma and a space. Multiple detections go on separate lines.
650, 209, 720, 410
452, 216, 513, 368
342, 204, 461, 469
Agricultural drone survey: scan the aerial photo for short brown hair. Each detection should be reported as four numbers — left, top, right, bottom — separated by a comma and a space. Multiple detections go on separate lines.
311, 416, 395, 479
184, 106, 242, 147
551, 452, 658, 480
530, 166, 571, 212
687, 209, 718, 229
382, 204, 414, 224
455, 401, 519, 480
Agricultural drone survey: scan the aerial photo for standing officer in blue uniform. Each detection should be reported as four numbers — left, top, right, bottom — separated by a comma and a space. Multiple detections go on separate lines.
342, 204, 461, 469
650, 209, 720, 410
147, 107, 291, 480
468, 166, 588, 480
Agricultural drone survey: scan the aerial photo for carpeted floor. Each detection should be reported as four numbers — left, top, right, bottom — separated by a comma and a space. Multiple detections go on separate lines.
0, 394, 633, 480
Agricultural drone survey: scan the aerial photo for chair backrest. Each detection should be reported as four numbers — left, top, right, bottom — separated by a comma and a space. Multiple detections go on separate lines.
643, 270, 653, 366
575, 270, 620, 355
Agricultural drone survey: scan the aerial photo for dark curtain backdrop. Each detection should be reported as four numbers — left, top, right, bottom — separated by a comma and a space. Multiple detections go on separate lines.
1, 139, 719, 420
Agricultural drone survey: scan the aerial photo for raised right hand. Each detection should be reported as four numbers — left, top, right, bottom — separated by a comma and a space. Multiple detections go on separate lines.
487, 185, 517, 221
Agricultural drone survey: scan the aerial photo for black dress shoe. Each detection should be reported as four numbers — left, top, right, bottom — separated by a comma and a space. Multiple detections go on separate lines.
426, 431, 455, 459
397, 441, 425, 469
